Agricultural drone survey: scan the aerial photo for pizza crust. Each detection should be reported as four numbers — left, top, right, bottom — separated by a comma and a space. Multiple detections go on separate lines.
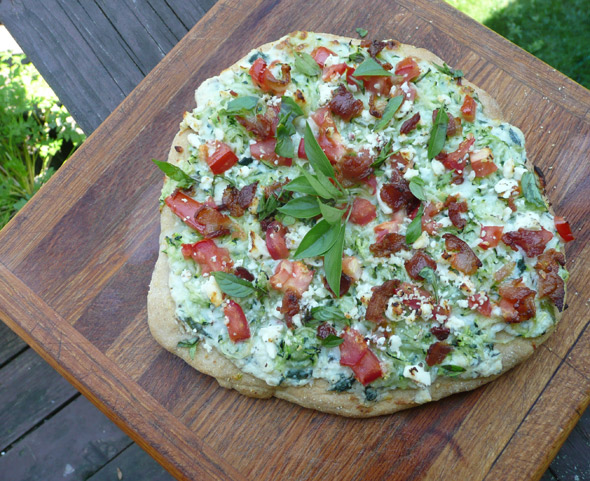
147, 32, 561, 417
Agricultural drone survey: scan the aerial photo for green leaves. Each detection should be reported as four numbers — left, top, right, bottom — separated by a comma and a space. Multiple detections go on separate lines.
311, 305, 347, 322
371, 138, 394, 169
409, 177, 426, 201
428, 108, 449, 160
324, 224, 346, 296
274, 96, 304, 159
373, 95, 404, 131
355, 27, 368, 38
304, 122, 336, 178
294, 52, 321, 76
405, 204, 424, 244
521, 172, 547, 209
211, 271, 264, 297
293, 220, 341, 259
352, 57, 393, 77
224, 95, 259, 114
177, 338, 199, 359
281, 96, 304, 117
284, 176, 317, 196
321, 334, 344, 348
152, 159, 194, 189
434, 63, 464, 79
419, 267, 439, 302
319, 201, 344, 224
277, 195, 321, 218
348, 52, 365, 63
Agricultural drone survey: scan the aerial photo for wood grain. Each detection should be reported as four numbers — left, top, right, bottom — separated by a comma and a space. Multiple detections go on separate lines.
0, 0, 588, 480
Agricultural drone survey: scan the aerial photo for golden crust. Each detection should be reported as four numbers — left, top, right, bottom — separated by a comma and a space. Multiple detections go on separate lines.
147, 32, 561, 417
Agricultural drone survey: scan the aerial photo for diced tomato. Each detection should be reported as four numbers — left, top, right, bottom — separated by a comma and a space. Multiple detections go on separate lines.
394, 57, 421, 82
351, 349, 383, 385
479, 226, 504, 250
362, 174, 377, 195
265, 221, 290, 260
468, 293, 492, 317
391, 83, 417, 103
355, 75, 393, 96
502, 228, 553, 257
322, 63, 355, 82
470, 148, 497, 177
205, 141, 239, 174
311, 46, 336, 68
249, 58, 291, 94
297, 138, 307, 159
250, 138, 292, 166
181, 239, 233, 274
373, 212, 405, 242
311, 107, 346, 163
348, 197, 377, 226
461, 94, 476, 122
438, 136, 475, 175
224, 300, 251, 342
270, 260, 314, 296
165, 190, 231, 238
339, 329, 368, 366
165, 191, 203, 231
554, 216, 574, 242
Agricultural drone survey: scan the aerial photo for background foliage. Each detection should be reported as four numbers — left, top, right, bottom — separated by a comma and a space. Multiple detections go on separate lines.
0, 52, 85, 228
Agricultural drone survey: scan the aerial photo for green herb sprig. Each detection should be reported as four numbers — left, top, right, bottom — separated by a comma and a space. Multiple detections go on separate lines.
152, 159, 194, 189
434, 63, 464, 79
428, 108, 449, 160
211, 271, 266, 298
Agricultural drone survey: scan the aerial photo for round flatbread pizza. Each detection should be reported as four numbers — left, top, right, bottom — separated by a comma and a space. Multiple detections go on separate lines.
147, 31, 572, 417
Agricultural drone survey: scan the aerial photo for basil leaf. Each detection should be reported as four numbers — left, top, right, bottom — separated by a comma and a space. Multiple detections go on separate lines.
224, 95, 259, 114
284, 176, 317, 196
371, 138, 394, 169
373, 95, 404, 131
521, 172, 546, 209
293, 220, 340, 259
295, 52, 321, 76
311, 306, 347, 322
299, 169, 337, 199
280, 96, 304, 117
352, 57, 392, 77
440, 365, 466, 377
348, 52, 365, 63
212, 271, 259, 297
405, 204, 424, 244
409, 177, 426, 201
257, 192, 279, 220
355, 27, 368, 38
304, 122, 336, 178
319, 201, 345, 224
419, 266, 439, 302
177, 339, 199, 359
275, 119, 295, 158
324, 224, 345, 297
427, 108, 448, 160
433, 63, 463, 79
277, 195, 321, 218
321, 334, 344, 348
152, 159, 193, 189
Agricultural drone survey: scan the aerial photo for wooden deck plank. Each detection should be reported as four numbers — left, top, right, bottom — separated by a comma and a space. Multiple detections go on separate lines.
88, 443, 174, 481
0, 321, 26, 366
0, 396, 132, 480
0, 348, 77, 451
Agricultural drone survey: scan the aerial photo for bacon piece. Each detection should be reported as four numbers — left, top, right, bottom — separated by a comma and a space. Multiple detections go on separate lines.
444, 194, 468, 230
339, 150, 374, 182
374, 212, 405, 242
499, 278, 536, 323
323, 274, 352, 297
328, 85, 363, 122
422, 201, 443, 235
370, 233, 407, 257
502, 228, 553, 258
236, 104, 280, 139
400, 113, 421, 134
279, 290, 301, 328
366, 280, 400, 323
405, 250, 437, 281
494, 261, 515, 283
312, 107, 346, 163
443, 233, 482, 275
193, 205, 232, 238
349, 197, 377, 226
436, 135, 475, 180
366, 40, 387, 60
221, 182, 258, 217
317, 322, 336, 340
234, 266, 254, 282
430, 325, 450, 341
368, 93, 385, 118
270, 260, 314, 296
535, 248, 566, 311
426, 342, 453, 366
380, 169, 420, 214
181, 239, 233, 274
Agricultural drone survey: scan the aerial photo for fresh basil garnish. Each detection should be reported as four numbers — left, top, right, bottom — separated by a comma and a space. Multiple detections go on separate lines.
355, 27, 368, 38
304, 122, 336, 178
293, 220, 340, 259
371, 138, 394, 169
434, 63, 464, 79
152, 159, 194, 189
224, 95, 259, 114
275, 118, 296, 158
352, 57, 392, 77
428, 108, 449, 160
311, 305, 348, 322
284, 176, 317, 196
373, 95, 404, 131
323, 223, 345, 296
294, 52, 321, 76
319, 201, 345, 224
177, 338, 199, 359
212, 271, 262, 297
409, 177, 426, 201
521, 172, 546, 209
419, 266, 439, 302
280, 96, 304, 117
348, 52, 365, 63
321, 334, 345, 348
277, 195, 322, 219
405, 204, 424, 244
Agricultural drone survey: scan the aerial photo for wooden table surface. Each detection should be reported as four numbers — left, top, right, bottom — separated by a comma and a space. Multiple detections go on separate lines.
1, 0, 590, 480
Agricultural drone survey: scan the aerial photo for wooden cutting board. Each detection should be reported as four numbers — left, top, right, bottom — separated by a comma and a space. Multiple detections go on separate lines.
0, 1, 589, 479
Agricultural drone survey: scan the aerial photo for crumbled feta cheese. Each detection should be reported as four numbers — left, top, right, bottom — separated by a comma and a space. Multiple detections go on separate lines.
495, 178, 519, 199
431, 159, 445, 176
403, 168, 420, 180
202, 276, 223, 306
389, 335, 402, 354
403, 363, 431, 386
503, 157, 515, 178
412, 231, 429, 249
200, 175, 213, 191
513, 166, 527, 181
180, 269, 192, 282
318, 83, 334, 104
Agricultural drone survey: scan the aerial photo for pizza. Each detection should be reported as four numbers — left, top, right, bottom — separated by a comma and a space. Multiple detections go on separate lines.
147, 31, 573, 417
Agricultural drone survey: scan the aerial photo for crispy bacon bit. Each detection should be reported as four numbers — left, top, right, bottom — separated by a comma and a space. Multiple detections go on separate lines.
374, 213, 405, 242
366, 40, 387, 60
422, 201, 443, 235
499, 278, 537, 323
502, 228, 553, 258
234, 267, 254, 282
366, 280, 400, 323
367, 93, 385, 118
370, 233, 407, 257
444, 194, 468, 230
400, 113, 421, 134
317, 322, 336, 340
249, 58, 291, 94
193, 205, 232, 238
405, 250, 437, 281
339, 150, 374, 181
494, 261, 515, 283
380, 169, 420, 214
535, 248, 566, 311
328, 85, 363, 122
236, 104, 280, 140
436, 135, 475, 181
221, 182, 258, 217
443, 233, 482, 275
430, 325, 450, 341
279, 290, 301, 328
323, 274, 352, 297
426, 342, 453, 366
270, 260, 314, 296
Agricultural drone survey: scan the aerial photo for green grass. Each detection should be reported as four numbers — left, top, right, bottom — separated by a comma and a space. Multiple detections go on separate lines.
446, 0, 590, 89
